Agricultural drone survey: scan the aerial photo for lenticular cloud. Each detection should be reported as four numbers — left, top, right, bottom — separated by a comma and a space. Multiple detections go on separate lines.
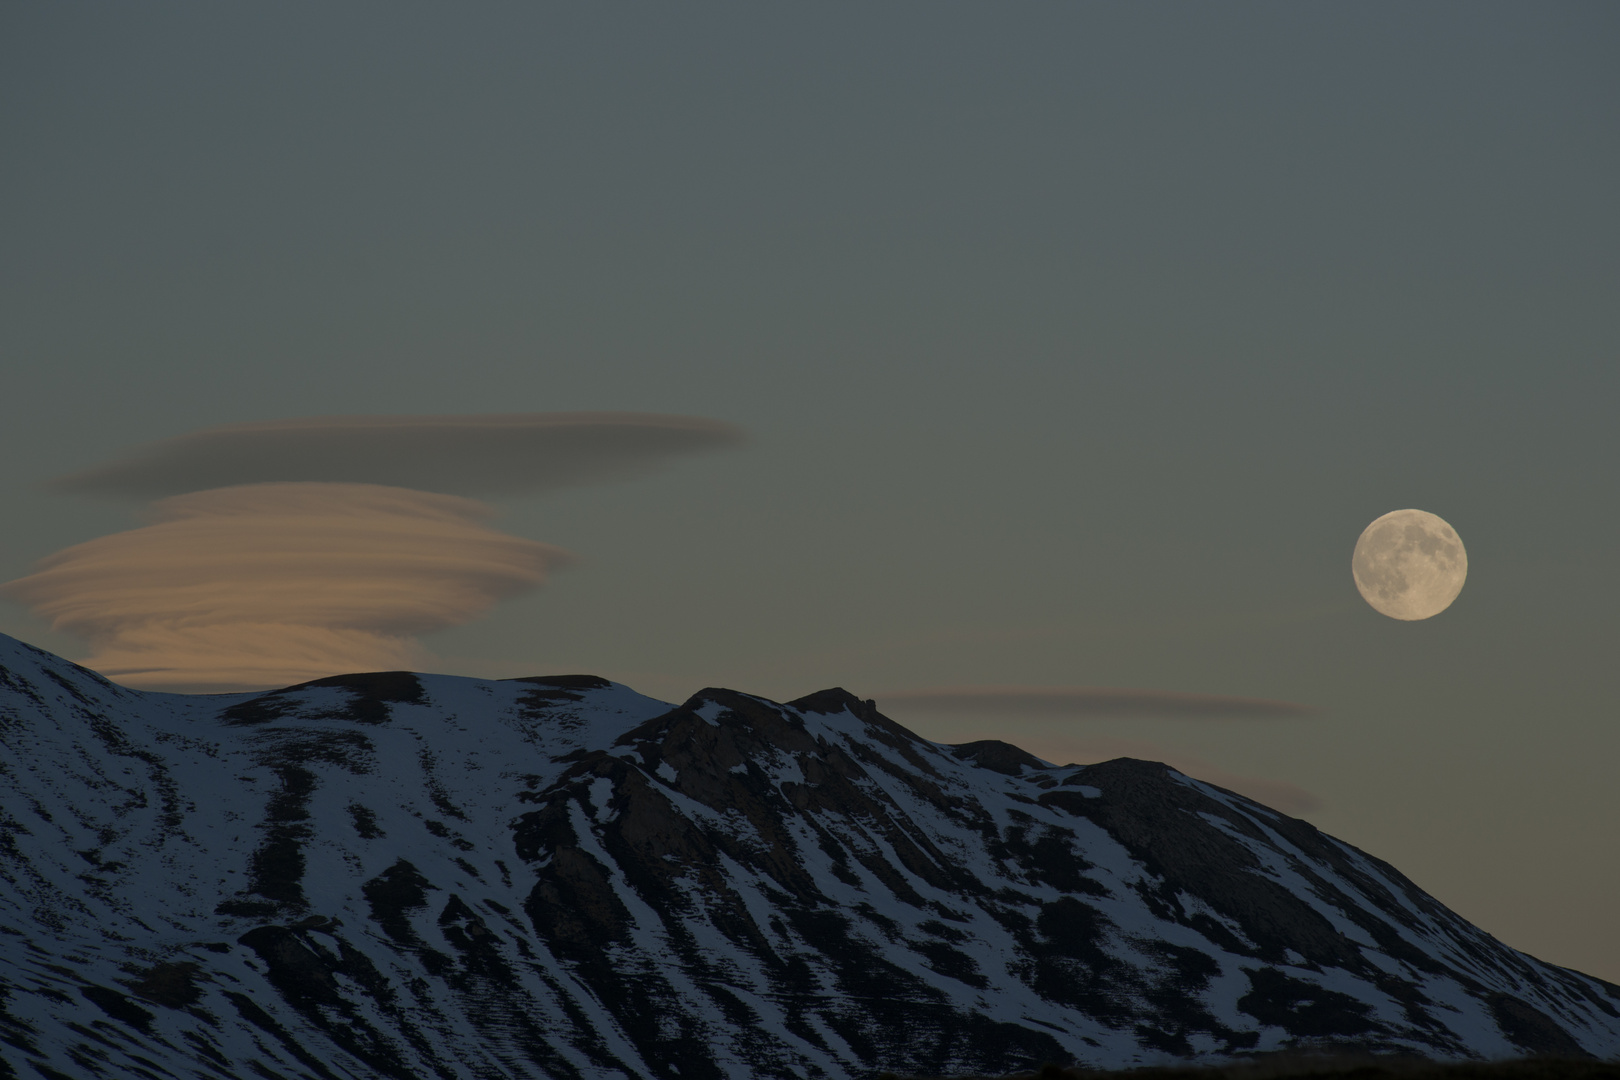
0, 483, 571, 692
49, 412, 744, 499
4, 411, 744, 692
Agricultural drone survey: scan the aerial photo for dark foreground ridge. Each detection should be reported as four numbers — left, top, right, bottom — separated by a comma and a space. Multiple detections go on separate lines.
913, 1056, 1620, 1080
1, 632, 1617, 1079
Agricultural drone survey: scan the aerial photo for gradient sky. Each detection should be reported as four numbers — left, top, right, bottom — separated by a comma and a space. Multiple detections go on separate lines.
3, 3, 1617, 981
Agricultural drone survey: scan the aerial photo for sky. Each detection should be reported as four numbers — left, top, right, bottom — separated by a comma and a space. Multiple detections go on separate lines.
2, 2, 1617, 981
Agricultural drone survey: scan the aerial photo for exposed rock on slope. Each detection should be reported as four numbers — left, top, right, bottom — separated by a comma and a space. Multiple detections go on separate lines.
0, 634, 1615, 1079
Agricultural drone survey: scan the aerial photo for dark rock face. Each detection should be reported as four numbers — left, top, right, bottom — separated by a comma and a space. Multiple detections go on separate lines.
0, 634, 1617, 1080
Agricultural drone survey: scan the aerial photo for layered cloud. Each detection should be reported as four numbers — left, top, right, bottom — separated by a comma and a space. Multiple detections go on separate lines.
4, 411, 745, 691
49, 412, 744, 499
877, 685, 1315, 719
0, 483, 571, 692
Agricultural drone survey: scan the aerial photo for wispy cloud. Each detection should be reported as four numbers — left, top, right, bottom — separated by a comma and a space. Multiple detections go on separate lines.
878, 685, 1316, 719
1010, 733, 1322, 815
878, 686, 1321, 811
49, 412, 744, 499
0, 483, 570, 692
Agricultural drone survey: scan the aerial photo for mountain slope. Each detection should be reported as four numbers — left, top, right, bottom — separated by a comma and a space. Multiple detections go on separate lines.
0, 633, 1615, 1079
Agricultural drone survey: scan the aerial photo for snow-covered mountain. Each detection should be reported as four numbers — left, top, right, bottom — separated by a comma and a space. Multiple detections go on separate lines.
1, 633, 1616, 1080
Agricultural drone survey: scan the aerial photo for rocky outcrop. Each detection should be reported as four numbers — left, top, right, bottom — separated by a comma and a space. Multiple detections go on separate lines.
0, 633, 1616, 1080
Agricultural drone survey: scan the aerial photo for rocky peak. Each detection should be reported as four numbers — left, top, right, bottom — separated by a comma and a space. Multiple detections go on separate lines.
0, 632, 1616, 1080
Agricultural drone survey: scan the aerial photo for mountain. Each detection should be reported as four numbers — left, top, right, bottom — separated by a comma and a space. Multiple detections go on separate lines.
0, 633, 1616, 1080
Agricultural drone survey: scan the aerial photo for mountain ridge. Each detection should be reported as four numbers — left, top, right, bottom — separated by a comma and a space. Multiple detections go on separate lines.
0, 633, 1615, 1079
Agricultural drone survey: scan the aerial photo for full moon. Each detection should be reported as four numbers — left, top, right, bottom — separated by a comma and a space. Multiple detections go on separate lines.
1351, 509, 1468, 621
